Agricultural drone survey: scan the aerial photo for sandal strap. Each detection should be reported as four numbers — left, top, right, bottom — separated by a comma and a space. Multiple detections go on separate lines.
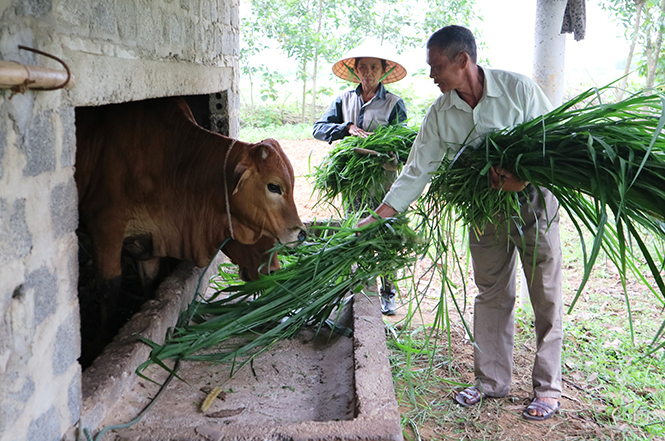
459, 387, 481, 401
526, 399, 558, 415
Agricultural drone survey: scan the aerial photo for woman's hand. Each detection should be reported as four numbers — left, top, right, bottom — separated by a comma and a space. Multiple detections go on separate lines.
489, 165, 529, 192
348, 124, 372, 138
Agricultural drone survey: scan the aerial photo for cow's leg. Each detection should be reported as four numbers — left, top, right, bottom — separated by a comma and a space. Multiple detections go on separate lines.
137, 257, 162, 295
87, 215, 127, 353
123, 234, 161, 298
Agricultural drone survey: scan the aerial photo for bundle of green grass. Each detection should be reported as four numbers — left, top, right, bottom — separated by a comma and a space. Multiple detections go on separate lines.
419, 86, 665, 349
311, 124, 417, 209
138, 216, 427, 374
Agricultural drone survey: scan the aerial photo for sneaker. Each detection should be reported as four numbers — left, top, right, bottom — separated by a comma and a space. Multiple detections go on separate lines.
380, 281, 397, 316
380, 292, 396, 315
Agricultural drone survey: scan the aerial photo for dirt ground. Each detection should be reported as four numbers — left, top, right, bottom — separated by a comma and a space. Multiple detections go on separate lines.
277, 138, 663, 441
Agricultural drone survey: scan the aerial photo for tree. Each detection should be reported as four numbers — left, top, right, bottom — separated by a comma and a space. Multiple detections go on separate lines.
600, 0, 665, 98
239, 23, 268, 108
242, 0, 479, 124
243, 0, 345, 123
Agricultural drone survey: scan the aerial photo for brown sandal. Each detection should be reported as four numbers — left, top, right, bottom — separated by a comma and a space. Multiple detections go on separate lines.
523, 398, 561, 421
455, 386, 485, 407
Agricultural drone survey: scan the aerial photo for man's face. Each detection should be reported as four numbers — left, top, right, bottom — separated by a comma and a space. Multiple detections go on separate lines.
356, 57, 386, 90
427, 47, 463, 94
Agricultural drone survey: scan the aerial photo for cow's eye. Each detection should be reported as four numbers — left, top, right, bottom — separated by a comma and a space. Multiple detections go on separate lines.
268, 183, 282, 195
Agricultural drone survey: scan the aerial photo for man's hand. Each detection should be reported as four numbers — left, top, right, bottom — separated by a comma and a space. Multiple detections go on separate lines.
348, 123, 371, 138
357, 203, 399, 229
489, 165, 528, 192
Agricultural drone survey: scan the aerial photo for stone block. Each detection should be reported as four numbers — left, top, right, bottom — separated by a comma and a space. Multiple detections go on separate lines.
67, 370, 82, 426
26, 406, 61, 441
136, 7, 159, 50
200, 0, 211, 22
59, 107, 76, 168
26, 265, 57, 326
209, 0, 218, 23
0, 198, 33, 264
52, 312, 80, 376
18, 0, 52, 18
115, 0, 138, 42
50, 179, 78, 239
165, 10, 183, 47
91, 1, 118, 38
54, 0, 92, 30
0, 117, 5, 180
0, 375, 35, 435
22, 110, 56, 177
230, 0, 239, 28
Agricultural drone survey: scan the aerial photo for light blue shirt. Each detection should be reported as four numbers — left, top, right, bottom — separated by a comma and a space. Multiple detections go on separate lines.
313, 83, 407, 143
383, 67, 553, 212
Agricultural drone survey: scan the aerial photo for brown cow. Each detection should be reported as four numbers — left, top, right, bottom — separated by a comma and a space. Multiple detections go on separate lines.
75, 97, 304, 350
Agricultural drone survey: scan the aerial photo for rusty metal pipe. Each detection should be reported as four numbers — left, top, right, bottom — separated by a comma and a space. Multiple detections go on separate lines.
0, 60, 72, 90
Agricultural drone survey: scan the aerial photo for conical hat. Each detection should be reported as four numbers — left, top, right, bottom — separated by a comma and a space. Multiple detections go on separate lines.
331, 42, 407, 84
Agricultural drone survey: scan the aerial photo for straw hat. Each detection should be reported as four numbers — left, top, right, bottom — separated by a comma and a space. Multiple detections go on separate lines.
331, 42, 407, 84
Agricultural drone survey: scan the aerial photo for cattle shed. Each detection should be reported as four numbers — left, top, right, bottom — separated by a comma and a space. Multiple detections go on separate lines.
0, 2, 404, 441
0, 1, 240, 440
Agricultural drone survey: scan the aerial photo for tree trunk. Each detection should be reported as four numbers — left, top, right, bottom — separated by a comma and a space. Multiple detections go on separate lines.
617, 0, 645, 101
310, 0, 323, 125
646, 0, 665, 89
310, 57, 318, 125
301, 59, 308, 123
248, 71, 255, 107
532, 0, 567, 106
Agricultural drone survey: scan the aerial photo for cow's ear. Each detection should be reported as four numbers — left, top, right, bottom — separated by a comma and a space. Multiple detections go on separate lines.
255, 144, 269, 161
232, 164, 249, 195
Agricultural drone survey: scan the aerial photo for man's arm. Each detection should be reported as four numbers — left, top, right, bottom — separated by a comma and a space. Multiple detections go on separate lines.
357, 203, 398, 228
489, 165, 528, 192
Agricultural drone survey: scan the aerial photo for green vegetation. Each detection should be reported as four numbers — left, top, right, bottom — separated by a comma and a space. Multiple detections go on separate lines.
240, 123, 313, 143
241, 0, 479, 125
418, 86, 665, 352
387, 209, 665, 439
310, 124, 418, 209
137, 215, 427, 374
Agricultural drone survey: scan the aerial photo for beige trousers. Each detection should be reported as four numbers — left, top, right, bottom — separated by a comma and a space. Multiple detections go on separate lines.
468, 186, 563, 398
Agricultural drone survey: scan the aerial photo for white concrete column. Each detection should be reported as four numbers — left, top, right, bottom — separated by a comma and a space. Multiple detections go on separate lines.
533, 0, 567, 106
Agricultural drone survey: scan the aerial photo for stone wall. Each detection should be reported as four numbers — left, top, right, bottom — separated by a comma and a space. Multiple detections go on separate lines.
0, 0, 239, 440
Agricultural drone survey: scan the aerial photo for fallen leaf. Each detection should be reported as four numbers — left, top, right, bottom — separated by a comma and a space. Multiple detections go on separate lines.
205, 407, 246, 418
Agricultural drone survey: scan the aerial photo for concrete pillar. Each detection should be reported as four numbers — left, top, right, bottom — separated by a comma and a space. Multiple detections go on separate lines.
533, 0, 567, 106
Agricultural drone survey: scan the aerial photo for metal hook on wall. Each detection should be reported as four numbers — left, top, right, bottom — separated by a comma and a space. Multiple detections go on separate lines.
0, 45, 72, 96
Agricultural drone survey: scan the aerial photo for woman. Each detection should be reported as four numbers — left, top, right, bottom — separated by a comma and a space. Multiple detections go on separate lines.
313, 45, 408, 315
313, 45, 407, 143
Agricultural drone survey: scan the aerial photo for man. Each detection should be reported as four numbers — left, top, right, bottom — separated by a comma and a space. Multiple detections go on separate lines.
358, 25, 563, 421
314, 44, 408, 315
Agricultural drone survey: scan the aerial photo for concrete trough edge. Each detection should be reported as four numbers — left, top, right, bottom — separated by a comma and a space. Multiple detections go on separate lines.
76, 248, 403, 441
79, 254, 226, 433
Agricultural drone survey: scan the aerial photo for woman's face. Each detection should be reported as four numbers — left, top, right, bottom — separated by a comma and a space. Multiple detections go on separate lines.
356, 57, 386, 91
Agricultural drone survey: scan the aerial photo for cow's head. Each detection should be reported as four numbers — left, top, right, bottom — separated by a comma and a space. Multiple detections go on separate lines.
229, 138, 304, 246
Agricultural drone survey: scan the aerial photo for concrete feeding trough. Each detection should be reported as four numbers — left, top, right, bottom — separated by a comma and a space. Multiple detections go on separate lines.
79, 251, 403, 441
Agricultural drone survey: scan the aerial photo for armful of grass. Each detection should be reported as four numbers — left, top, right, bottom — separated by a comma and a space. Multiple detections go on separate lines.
137, 214, 429, 375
